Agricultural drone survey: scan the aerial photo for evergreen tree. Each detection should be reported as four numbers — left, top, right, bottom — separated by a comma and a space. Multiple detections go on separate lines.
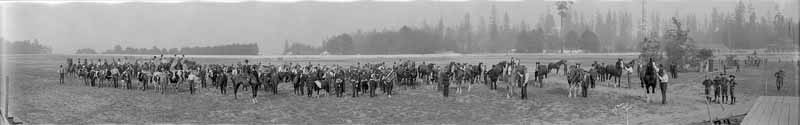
580, 30, 599, 52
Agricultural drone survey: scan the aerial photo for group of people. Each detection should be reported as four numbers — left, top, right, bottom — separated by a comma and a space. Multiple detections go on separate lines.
60, 55, 203, 94
702, 73, 738, 104
62, 55, 766, 106
59, 55, 550, 103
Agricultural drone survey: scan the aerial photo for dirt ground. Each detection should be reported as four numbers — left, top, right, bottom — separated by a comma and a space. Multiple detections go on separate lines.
3, 54, 798, 124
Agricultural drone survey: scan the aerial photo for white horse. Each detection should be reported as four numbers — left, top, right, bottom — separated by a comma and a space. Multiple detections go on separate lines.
153, 71, 169, 94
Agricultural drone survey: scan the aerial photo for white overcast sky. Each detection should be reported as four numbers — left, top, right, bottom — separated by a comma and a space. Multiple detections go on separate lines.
1, 0, 797, 55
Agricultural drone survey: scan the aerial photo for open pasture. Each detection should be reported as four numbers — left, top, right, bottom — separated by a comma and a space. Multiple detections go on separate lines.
3, 54, 797, 124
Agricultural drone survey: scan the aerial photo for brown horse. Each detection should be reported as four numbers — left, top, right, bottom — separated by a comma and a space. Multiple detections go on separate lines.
544, 59, 567, 78
548, 60, 568, 76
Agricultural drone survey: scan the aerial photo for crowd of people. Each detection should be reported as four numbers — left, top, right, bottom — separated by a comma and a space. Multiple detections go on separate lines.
58, 55, 546, 103
702, 73, 738, 104
54, 54, 789, 105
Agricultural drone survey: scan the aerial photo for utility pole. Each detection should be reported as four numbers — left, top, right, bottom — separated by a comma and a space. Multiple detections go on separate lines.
640, 0, 648, 40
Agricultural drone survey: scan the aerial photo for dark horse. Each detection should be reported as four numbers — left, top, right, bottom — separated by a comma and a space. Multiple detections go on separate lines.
417, 63, 436, 88
486, 61, 510, 90
640, 59, 659, 102
601, 60, 636, 88
534, 62, 549, 88
232, 65, 260, 103
548, 60, 568, 77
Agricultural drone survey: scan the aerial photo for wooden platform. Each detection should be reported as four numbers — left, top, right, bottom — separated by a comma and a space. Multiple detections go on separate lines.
741, 96, 799, 125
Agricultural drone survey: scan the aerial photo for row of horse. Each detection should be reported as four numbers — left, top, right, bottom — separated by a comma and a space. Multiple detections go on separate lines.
62, 57, 662, 102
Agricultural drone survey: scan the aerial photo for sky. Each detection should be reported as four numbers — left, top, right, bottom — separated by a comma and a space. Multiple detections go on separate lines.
1, 0, 798, 55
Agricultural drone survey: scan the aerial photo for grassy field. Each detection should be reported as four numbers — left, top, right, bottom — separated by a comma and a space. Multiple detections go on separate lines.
3, 54, 798, 124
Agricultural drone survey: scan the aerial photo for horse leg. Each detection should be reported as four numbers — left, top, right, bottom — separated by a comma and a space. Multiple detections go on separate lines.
142, 78, 147, 91
567, 83, 571, 98
468, 80, 472, 92
569, 84, 574, 98
189, 80, 195, 95
569, 84, 573, 98
492, 78, 498, 90
115, 77, 120, 88
233, 82, 240, 99
506, 82, 511, 99
160, 79, 166, 94
220, 80, 226, 95
627, 73, 631, 88
537, 76, 543, 88
456, 81, 461, 94
251, 82, 258, 103
293, 81, 299, 95
507, 83, 513, 99
554, 69, 558, 76
571, 84, 576, 98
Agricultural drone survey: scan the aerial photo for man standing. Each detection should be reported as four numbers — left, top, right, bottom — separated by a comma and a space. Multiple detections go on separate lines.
59, 65, 65, 84
735, 60, 740, 72
712, 75, 721, 103
775, 70, 784, 91
702, 76, 712, 102
520, 64, 529, 99
440, 65, 451, 97
729, 75, 737, 104
659, 64, 669, 104
670, 64, 678, 79
369, 70, 378, 97
720, 73, 729, 104
353, 67, 361, 96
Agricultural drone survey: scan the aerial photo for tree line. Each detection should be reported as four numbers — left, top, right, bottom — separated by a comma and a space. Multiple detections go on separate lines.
287, 2, 798, 55
286, 4, 639, 55
82, 43, 259, 55
0, 38, 53, 54
704, 1, 799, 50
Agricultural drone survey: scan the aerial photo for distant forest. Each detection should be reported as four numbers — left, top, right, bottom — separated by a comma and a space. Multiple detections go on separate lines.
286, 1, 799, 55
1, 38, 53, 54
83, 43, 259, 55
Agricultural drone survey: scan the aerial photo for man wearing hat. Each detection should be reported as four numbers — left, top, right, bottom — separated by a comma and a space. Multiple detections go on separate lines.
728, 75, 737, 104
440, 64, 452, 97
658, 64, 669, 104
775, 70, 784, 91
712, 73, 721, 103
58, 64, 65, 84
719, 73, 729, 104
702, 74, 713, 102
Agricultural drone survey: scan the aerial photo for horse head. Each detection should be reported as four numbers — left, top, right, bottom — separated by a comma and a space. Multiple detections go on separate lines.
557, 59, 568, 65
